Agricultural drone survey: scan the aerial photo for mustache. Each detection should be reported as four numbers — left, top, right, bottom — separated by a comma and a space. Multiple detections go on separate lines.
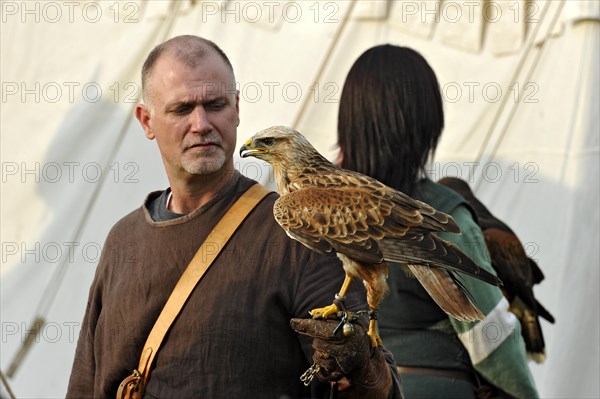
183, 134, 222, 150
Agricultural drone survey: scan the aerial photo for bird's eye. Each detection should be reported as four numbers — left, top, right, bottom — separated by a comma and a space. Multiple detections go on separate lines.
262, 137, 275, 146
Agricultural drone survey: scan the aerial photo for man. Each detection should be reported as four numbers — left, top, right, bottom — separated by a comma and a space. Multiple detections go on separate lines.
66, 35, 400, 398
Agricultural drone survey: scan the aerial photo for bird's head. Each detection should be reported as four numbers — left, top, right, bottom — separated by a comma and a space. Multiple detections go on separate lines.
239, 126, 321, 166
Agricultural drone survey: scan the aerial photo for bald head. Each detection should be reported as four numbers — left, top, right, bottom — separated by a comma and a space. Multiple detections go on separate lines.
141, 35, 235, 105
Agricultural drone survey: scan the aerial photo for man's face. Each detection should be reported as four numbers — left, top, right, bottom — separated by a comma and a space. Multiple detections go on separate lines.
136, 51, 239, 181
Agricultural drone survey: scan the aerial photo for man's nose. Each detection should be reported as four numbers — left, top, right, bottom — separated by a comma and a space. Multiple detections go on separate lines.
190, 106, 211, 132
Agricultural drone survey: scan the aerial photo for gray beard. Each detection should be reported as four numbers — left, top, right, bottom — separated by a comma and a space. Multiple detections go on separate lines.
181, 149, 226, 175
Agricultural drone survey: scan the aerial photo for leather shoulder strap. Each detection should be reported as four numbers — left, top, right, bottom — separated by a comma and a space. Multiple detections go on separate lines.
136, 183, 272, 381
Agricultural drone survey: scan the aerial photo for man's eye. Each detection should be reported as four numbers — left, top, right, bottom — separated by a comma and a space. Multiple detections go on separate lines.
173, 105, 193, 114
205, 101, 226, 110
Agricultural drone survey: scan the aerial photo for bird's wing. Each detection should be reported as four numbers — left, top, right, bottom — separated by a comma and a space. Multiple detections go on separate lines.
437, 177, 511, 232
274, 185, 390, 264
379, 233, 502, 286
356, 172, 463, 234
484, 228, 554, 323
387, 188, 461, 235
484, 229, 534, 300
529, 258, 546, 285
293, 170, 462, 235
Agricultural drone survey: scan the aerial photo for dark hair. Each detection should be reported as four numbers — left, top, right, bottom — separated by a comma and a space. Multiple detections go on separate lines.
141, 35, 234, 103
337, 45, 444, 195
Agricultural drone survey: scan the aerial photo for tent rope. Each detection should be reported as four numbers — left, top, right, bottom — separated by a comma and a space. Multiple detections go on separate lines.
291, 0, 357, 129
472, 0, 565, 191
1, 369, 17, 399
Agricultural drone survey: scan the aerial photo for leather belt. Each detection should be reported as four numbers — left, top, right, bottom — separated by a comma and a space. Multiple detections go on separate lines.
397, 366, 474, 383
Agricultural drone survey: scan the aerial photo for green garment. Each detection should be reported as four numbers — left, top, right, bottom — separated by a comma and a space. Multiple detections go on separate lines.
379, 179, 539, 399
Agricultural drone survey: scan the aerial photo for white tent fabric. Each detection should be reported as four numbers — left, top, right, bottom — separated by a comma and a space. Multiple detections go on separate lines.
1, 1, 598, 398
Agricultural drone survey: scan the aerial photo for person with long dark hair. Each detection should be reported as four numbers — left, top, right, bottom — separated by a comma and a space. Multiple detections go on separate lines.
337, 44, 539, 398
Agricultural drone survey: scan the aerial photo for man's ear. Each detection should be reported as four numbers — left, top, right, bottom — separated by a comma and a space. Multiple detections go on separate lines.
135, 103, 155, 140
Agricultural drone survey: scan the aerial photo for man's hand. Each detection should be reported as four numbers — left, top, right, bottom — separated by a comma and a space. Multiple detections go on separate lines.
291, 318, 393, 399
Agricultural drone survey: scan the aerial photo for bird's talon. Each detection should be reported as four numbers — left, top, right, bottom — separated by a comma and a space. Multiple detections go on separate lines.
368, 318, 382, 347
309, 304, 340, 319
368, 332, 382, 347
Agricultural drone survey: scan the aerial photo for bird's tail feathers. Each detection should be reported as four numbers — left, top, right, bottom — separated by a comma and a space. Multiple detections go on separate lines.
534, 299, 555, 324
400, 263, 417, 279
407, 264, 484, 322
510, 297, 547, 363
528, 352, 546, 363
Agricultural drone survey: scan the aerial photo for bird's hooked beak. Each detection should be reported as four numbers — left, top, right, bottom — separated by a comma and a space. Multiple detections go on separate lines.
239, 138, 269, 158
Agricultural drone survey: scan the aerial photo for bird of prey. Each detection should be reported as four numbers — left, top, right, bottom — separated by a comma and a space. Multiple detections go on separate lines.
438, 177, 555, 362
240, 126, 502, 347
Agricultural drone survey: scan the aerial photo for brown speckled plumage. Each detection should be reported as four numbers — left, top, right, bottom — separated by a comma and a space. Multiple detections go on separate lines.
241, 127, 501, 345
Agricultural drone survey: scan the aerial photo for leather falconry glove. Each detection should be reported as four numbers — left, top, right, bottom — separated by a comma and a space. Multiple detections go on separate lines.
290, 318, 393, 399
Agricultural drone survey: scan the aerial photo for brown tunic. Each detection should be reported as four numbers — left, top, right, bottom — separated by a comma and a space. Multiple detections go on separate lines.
66, 172, 372, 398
